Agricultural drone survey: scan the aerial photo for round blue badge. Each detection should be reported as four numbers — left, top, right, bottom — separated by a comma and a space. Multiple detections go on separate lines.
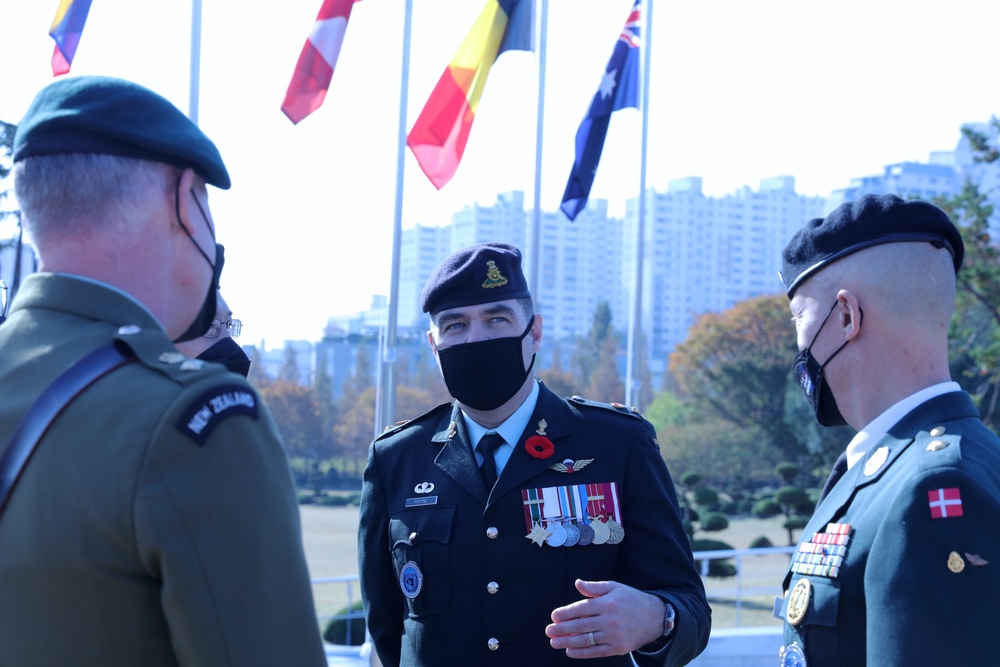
780, 642, 807, 667
399, 561, 423, 599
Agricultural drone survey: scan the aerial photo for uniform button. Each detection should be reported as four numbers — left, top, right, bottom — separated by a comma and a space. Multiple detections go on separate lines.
486, 527, 498, 539
487, 581, 499, 594
487, 638, 500, 651
927, 439, 950, 452
930, 426, 946, 437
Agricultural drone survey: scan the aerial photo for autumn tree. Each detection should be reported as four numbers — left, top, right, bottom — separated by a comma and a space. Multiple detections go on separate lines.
257, 379, 331, 479
537, 341, 577, 398
667, 293, 847, 490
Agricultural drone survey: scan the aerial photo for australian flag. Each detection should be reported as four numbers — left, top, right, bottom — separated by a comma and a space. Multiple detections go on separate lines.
560, 1, 640, 221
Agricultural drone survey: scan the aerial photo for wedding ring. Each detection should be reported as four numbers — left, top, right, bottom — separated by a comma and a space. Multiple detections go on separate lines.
587, 631, 597, 647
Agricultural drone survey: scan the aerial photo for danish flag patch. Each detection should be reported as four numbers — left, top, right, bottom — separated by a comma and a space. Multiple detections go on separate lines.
928, 488, 964, 519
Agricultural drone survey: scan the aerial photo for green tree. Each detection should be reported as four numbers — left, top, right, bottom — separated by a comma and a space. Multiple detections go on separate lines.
572, 301, 615, 391
931, 124, 1000, 431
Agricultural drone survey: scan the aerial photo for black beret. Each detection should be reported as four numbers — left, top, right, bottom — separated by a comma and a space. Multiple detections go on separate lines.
13, 75, 230, 189
421, 242, 531, 315
781, 194, 963, 297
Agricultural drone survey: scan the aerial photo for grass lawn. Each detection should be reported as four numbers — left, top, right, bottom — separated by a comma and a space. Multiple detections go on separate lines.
301, 506, 797, 630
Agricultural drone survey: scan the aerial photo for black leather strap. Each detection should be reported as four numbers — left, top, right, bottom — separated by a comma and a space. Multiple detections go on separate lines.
0, 341, 136, 516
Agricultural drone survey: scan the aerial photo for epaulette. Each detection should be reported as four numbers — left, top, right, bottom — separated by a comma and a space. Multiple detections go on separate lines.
113, 324, 227, 385
375, 402, 452, 441
568, 395, 644, 420
915, 425, 963, 471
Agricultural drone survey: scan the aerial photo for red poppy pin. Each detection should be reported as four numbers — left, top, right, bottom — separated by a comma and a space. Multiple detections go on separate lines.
525, 419, 554, 459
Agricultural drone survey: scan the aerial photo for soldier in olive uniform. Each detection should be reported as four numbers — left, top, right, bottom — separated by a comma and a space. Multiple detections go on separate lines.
776, 194, 1000, 665
358, 243, 710, 667
0, 77, 326, 667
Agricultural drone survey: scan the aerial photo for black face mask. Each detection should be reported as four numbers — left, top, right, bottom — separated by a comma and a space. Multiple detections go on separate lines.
197, 336, 252, 377
173, 186, 225, 344
792, 301, 861, 428
174, 243, 224, 343
436, 316, 536, 411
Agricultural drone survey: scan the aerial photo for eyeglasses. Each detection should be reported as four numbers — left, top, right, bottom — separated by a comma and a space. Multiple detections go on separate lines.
204, 318, 242, 339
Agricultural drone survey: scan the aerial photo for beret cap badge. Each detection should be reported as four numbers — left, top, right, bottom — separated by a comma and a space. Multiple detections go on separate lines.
482, 260, 508, 289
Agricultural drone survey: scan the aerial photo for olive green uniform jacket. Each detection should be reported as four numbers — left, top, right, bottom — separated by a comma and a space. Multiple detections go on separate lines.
778, 391, 1000, 665
0, 274, 326, 667
358, 382, 710, 667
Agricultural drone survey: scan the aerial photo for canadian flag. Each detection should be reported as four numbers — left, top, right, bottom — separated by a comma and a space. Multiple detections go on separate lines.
281, 0, 361, 125
928, 487, 964, 519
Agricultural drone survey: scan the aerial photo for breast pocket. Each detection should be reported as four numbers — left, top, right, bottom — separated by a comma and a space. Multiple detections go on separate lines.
390, 506, 455, 618
783, 576, 841, 663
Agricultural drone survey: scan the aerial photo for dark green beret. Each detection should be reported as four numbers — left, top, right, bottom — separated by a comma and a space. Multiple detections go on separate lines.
421, 242, 531, 315
13, 75, 230, 189
781, 194, 963, 297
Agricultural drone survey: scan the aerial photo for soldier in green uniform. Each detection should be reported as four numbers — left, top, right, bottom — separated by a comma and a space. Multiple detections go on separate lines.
358, 243, 710, 666
776, 194, 1000, 665
0, 76, 326, 667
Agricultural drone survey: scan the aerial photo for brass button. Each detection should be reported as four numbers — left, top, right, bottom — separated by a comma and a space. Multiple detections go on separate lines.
409, 532, 417, 541
487, 581, 499, 594
926, 439, 950, 452
486, 527, 498, 539
487, 638, 500, 651
930, 426, 946, 437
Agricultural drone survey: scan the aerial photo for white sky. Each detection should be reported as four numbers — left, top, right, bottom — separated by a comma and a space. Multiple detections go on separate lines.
3, 0, 999, 346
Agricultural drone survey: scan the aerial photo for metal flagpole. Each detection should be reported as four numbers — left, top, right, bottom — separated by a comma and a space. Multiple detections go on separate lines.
378, 0, 414, 432
189, 0, 202, 123
625, 0, 652, 409
528, 0, 548, 298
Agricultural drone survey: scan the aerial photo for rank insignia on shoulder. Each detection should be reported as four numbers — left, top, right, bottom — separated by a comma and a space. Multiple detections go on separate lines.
176, 384, 259, 445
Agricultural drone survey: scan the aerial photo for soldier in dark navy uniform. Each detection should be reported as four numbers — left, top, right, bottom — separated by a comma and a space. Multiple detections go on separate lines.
0, 76, 326, 666
776, 194, 1000, 665
358, 243, 710, 666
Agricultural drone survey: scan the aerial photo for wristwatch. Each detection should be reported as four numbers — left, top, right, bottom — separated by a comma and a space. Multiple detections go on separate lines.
662, 602, 676, 637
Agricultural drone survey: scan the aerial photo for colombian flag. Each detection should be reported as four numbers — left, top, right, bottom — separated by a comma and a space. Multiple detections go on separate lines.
282, 0, 361, 125
49, 0, 94, 76
407, 0, 533, 190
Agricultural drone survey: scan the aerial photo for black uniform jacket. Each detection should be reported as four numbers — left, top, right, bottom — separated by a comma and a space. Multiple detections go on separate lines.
359, 381, 710, 667
778, 391, 1000, 666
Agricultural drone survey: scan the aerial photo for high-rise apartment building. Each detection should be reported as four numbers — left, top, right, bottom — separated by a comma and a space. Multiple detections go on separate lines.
626, 176, 827, 370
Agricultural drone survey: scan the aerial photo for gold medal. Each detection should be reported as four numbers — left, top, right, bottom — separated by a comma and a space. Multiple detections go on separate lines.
948, 551, 966, 573
590, 519, 611, 545
525, 521, 552, 547
786, 578, 811, 626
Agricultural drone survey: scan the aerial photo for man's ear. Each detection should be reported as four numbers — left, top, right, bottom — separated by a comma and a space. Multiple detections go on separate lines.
530, 313, 543, 353
837, 290, 862, 341
174, 168, 199, 236
426, 329, 439, 359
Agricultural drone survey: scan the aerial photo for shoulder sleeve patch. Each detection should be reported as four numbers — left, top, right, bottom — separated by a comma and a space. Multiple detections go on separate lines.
176, 384, 260, 445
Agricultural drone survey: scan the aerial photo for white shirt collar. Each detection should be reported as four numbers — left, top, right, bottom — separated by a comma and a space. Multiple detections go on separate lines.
844, 381, 962, 469
462, 379, 540, 450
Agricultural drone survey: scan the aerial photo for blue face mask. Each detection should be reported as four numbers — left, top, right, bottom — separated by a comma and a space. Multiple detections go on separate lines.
792, 301, 861, 428
435, 316, 535, 411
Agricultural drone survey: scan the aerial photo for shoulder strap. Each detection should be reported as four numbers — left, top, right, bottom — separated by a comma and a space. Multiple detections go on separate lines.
0, 341, 136, 516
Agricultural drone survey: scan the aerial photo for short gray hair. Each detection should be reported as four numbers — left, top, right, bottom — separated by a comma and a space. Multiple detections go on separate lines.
14, 154, 176, 244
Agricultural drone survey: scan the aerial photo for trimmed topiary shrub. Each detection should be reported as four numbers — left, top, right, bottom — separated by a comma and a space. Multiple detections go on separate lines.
323, 600, 366, 646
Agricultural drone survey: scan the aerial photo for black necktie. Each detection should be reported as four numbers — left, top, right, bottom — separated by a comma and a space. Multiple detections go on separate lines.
817, 451, 849, 505
477, 433, 506, 490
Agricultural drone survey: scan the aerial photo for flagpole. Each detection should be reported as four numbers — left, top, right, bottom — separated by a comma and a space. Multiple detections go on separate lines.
625, 0, 652, 409
528, 0, 548, 298
189, 0, 202, 123
379, 0, 414, 431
